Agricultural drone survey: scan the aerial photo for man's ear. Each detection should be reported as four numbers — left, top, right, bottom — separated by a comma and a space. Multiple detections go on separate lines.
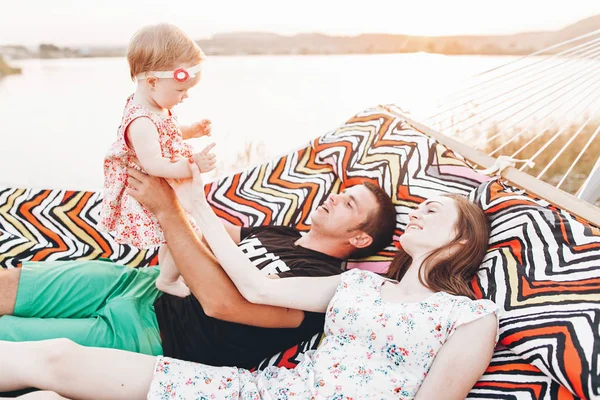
146, 76, 158, 89
349, 232, 373, 249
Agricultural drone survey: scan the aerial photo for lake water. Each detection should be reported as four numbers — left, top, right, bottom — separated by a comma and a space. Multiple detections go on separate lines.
0, 54, 516, 190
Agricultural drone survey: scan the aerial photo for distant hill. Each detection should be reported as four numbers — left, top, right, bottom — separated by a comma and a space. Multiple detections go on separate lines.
551, 14, 600, 44
2, 14, 599, 59
197, 14, 600, 56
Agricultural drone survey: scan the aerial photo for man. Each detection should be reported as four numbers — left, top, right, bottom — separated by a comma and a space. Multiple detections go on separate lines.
0, 168, 396, 369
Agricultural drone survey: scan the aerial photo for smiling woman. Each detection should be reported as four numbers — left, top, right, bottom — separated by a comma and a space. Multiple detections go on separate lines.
388, 194, 491, 300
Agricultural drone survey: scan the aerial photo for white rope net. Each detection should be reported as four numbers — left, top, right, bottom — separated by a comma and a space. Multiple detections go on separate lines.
423, 29, 600, 205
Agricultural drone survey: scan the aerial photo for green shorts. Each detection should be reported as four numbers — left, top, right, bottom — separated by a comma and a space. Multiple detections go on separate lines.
0, 259, 163, 356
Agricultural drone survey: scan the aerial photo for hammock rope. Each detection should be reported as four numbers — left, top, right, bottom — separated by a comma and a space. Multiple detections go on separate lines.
418, 28, 600, 205
424, 35, 600, 125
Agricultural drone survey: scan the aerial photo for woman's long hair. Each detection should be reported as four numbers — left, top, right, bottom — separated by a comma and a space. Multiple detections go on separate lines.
386, 194, 490, 299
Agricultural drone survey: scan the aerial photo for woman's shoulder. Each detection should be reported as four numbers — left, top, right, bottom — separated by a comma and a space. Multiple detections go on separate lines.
437, 293, 500, 343
437, 292, 501, 335
440, 292, 499, 312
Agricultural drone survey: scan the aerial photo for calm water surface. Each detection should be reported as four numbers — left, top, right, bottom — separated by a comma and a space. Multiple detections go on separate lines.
0, 54, 514, 190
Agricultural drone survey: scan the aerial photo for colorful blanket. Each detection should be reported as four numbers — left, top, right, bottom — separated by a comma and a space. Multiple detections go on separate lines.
1, 105, 598, 399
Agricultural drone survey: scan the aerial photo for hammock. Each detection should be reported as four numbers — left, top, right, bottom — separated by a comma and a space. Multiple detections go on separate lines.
423, 28, 600, 217
1, 32, 599, 400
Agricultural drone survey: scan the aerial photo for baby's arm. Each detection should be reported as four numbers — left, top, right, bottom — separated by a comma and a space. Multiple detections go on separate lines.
127, 118, 191, 179
181, 119, 211, 140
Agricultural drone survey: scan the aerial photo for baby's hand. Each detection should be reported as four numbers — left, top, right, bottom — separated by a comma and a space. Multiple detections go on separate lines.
193, 143, 217, 173
189, 119, 212, 138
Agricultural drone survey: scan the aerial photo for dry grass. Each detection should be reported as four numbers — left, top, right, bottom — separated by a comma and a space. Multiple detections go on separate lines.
477, 120, 600, 196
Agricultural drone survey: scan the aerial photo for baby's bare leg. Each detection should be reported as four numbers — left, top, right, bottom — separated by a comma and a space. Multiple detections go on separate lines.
155, 245, 191, 298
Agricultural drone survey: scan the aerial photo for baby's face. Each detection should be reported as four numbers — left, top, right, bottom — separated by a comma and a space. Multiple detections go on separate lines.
152, 71, 202, 110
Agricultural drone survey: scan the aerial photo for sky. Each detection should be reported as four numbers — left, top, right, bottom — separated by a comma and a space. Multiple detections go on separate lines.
2, 0, 600, 46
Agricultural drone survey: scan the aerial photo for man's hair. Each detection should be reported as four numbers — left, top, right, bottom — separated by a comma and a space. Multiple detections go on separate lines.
350, 182, 396, 259
127, 23, 206, 81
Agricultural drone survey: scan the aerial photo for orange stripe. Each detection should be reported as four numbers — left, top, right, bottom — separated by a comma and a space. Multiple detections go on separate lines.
267, 152, 322, 231
471, 278, 484, 299
311, 140, 354, 181
473, 381, 543, 398
489, 238, 523, 264
277, 345, 301, 369
225, 173, 273, 224
557, 384, 577, 399
304, 147, 334, 172
572, 242, 600, 251
521, 275, 600, 297
503, 326, 584, 398
20, 191, 68, 261
65, 191, 112, 258
486, 363, 541, 373
396, 186, 424, 204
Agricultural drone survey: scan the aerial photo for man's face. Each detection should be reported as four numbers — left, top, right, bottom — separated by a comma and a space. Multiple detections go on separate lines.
311, 185, 378, 239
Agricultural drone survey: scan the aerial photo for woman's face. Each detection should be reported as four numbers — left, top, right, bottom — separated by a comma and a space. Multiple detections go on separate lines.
399, 196, 460, 257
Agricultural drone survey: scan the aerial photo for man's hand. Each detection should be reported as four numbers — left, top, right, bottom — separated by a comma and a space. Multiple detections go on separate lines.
126, 168, 178, 216
193, 143, 217, 173
188, 119, 212, 138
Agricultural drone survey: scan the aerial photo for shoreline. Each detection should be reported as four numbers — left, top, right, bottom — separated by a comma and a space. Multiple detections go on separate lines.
0, 56, 21, 77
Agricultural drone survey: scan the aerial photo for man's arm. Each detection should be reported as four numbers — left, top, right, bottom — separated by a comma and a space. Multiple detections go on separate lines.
126, 169, 304, 328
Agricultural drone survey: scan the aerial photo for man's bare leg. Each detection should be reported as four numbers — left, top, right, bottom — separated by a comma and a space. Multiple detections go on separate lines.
0, 339, 155, 400
0, 268, 19, 316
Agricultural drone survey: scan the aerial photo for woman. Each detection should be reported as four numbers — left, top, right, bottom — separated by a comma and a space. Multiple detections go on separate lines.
1, 161, 499, 399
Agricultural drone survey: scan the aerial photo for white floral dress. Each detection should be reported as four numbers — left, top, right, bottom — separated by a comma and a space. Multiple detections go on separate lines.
98, 95, 194, 248
148, 269, 500, 399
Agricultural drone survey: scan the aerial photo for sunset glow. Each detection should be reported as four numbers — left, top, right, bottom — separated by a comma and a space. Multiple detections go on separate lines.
1, 0, 600, 46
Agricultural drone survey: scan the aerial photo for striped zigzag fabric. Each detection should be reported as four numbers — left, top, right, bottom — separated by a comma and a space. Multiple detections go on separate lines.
0, 105, 598, 399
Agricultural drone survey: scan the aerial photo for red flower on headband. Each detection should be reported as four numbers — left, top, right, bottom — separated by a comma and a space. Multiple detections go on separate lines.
173, 68, 189, 82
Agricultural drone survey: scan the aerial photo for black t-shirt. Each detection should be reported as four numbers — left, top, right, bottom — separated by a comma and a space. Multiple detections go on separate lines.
154, 226, 343, 369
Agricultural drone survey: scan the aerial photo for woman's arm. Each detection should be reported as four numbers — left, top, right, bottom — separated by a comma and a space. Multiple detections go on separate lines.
414, 313, 498, 400
193, 203, 340, 313
127, 118, 192, 179
187, 160, 339, 313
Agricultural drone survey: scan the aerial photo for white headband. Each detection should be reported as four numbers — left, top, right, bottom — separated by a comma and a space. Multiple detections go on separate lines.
136, 63, 203, 82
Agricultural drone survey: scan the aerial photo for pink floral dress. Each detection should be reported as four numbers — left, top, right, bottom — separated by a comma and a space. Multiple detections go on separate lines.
98, 95, 194, 248
147, 269, 500, 399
